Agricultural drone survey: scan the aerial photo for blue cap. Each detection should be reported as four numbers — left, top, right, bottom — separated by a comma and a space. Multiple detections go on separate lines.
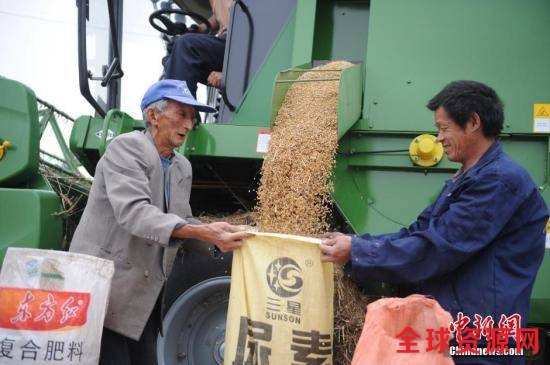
140, 79, 216, 113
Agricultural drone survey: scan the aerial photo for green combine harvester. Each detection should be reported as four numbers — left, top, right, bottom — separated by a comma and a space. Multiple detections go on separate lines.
1, 0, 549, 363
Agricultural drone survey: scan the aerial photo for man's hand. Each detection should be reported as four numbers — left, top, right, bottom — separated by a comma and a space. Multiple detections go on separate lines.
320, 232, 352, 265
201, 222, 253, 252
174, 222, 253, 252
207, 71, 223, 89
196, 15, 218, 33
216, 25, 227, 36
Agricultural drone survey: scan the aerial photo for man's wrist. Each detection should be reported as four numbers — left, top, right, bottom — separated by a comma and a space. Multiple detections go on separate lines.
174, 223, 207, 241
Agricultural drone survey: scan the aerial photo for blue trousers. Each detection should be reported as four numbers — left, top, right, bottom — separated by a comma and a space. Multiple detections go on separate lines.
163, 33, 226, 97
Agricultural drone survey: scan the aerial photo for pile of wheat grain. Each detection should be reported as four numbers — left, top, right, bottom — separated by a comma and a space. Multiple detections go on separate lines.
256, 61, 353, 235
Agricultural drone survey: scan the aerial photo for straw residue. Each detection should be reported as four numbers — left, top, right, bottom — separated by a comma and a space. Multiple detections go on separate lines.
198, 210, 257, 226
256, 61, 353, 235
334, 267, 373, 364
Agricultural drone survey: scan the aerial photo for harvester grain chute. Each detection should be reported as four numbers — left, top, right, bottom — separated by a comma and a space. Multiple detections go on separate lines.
1, 0, 550, 363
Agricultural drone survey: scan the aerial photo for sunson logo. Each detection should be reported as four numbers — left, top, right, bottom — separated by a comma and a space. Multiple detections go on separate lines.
266, 257, 303, 298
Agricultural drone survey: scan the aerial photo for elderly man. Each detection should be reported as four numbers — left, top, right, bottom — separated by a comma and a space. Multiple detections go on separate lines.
321, 80, 548, 364
69, 79, 250, 365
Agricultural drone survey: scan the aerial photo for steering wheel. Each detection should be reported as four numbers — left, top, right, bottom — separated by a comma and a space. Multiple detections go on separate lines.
149, 9, 212, 36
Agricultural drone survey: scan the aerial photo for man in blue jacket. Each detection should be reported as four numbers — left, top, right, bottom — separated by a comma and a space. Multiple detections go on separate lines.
321, 80, 548, 364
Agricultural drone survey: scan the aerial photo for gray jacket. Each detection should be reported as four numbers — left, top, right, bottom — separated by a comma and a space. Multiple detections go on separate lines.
70, 130, 194, 340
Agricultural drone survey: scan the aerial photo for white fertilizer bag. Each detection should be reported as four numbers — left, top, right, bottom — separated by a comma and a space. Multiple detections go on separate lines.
0, 248, 114, 365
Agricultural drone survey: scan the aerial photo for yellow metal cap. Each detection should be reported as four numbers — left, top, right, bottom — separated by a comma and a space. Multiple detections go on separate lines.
409, 134, 443, 167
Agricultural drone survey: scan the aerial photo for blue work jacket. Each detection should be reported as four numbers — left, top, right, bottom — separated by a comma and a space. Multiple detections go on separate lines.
350, 142, 548, 364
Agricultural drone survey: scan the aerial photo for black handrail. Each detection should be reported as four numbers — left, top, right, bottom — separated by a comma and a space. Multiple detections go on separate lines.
77, 0, 106, 117
100, 57, 121, 87
106, 0, 123, 110
77, 0, 124, 117
106, 0, 122, 77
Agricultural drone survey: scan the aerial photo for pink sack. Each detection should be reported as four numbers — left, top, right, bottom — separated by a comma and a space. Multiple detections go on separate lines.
352, 294, 455, 365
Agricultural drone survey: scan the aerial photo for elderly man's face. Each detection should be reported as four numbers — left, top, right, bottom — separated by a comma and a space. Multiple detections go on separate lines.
149, 100, 195, 155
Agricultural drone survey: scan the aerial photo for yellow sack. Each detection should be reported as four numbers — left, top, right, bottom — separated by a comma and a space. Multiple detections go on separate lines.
224, 232, 334, 365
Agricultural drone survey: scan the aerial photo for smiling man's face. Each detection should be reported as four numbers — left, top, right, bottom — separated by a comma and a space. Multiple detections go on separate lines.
149, 99, 195, 156
434, 106, 471, 165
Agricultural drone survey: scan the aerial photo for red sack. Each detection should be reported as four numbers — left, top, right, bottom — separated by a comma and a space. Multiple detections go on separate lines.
352, 294, 454, 365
